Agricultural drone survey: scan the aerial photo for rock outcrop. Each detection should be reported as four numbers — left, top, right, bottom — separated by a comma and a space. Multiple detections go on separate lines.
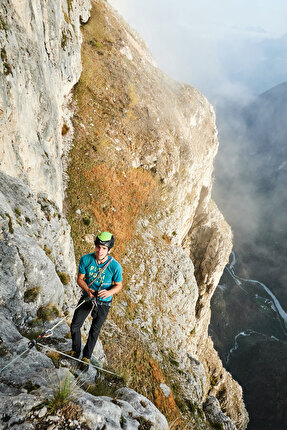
0, 0, 248, 429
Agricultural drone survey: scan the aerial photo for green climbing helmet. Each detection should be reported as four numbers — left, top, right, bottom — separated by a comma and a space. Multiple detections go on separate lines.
95, 231, 114, 250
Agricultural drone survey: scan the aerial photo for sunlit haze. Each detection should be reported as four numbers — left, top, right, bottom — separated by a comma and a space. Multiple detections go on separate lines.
108, 0, 287, 101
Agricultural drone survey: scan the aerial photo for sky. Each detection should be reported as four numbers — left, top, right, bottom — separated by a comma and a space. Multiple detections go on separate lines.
108, 0, 287, 102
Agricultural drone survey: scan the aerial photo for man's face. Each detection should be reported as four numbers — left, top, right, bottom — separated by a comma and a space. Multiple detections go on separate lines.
95, 244, 109, 261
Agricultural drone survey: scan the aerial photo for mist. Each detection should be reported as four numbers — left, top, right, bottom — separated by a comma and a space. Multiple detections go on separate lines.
109, 0, 287, 101
108, 0, 287, 253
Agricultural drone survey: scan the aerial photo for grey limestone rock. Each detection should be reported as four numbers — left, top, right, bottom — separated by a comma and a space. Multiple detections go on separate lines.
77, 387, 168, 430
204, 396, 238, 430
0, 171, 77, 321
0, 0, 91, 209
116, 387, 169, 430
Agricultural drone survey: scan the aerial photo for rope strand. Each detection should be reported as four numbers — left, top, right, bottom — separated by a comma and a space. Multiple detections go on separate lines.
38, 344, 119, 376
47, 296, 96, 333
0, 296, 95, 375
0, 344, 34, 374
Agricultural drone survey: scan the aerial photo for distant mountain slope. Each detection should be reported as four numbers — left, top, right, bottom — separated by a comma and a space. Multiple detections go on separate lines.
214, 81, 287, 306
211, 82, 287, 430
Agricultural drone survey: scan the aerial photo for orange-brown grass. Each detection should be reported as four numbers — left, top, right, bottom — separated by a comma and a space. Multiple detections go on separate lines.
65, 0, 159, 262
101, 327, 183, 428
85, 164, 155, 256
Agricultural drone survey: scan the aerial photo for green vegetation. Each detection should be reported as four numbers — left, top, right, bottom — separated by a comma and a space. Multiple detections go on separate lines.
24, 287, 41, 303
24, 381, 40, 393
5, 213, 14, 234
82, 216, 91, 226
61, 31, 68, 49
46, 370, 81, 412
37, 304, 60, 322
0, 344, 9, 357
21, 328, 42, 341
86, 374, 123, 398
57, 272, 71, 285
212, 423, 224, 430
0, 47, 6, 61
120, 415, 127, 427
67, 0, 73, 16
14, 207, 21, 216
136, 416, 154, 430
1, 48, 12, 75
0, 15, 8, 31
46, 350, 62, 367
62, 123, 70, 136
43, 245, 52, 258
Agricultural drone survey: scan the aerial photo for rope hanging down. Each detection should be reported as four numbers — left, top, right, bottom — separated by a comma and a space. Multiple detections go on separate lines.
0, 296, 105, 375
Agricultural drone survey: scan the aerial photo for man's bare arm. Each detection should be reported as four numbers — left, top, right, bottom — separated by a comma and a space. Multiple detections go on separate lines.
77, 273, 95, 298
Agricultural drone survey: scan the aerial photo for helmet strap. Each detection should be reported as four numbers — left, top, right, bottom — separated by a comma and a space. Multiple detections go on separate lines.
95, 248, 110, 264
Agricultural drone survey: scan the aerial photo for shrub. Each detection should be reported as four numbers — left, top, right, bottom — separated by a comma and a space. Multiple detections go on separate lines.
24, 287, 41, 303
62, 123, 70, 135
0, 345, 9, 357
57, 272, 71, 285
14, 207, 21, 216
37, 304, 60, 322
43, 245, 52, 257
24, 381, 40, 393
82, 216, 91, 226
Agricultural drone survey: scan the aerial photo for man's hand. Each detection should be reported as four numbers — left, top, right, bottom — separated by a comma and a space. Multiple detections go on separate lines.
77, 273, 96, 298
97, 289, 112, 299
87, 288, 96, 298
98, 282, 123, 299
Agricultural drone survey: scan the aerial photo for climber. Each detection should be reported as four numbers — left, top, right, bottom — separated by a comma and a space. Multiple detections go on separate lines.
69, 231, 123, 371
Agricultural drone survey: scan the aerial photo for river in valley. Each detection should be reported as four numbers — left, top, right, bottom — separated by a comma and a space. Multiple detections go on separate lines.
210, 252, 287, 430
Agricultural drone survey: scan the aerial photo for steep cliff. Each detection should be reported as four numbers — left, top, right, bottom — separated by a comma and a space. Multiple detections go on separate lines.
0, 0, 90, 209
0, 1, 248, 429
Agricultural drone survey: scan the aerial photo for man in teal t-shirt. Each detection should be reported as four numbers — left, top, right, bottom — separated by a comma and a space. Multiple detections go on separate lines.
70, 232, 123, 371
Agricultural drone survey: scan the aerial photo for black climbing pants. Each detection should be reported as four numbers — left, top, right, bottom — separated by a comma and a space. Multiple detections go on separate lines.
70, 296, 110, 359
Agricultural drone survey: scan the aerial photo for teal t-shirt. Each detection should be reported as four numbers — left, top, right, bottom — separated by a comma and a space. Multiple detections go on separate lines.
78, 253, 123, 303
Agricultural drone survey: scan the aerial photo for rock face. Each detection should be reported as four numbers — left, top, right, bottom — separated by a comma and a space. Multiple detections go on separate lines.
0, 171, 74, 317
204, 396, 237, 430
0, 0, 91, 209
0, 0, 248, 429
